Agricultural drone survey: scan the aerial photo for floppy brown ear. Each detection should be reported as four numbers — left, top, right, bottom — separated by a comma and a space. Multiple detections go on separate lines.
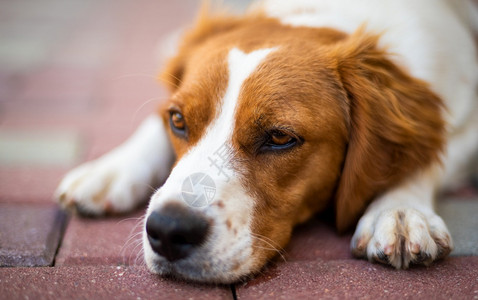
159, 6, 242, 91
333, 31, 446, 233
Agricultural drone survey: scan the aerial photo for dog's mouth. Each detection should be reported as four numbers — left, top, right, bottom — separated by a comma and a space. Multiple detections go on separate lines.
142, 229, 257, 283
141, 202, 260, 283
143, 247, 256, 284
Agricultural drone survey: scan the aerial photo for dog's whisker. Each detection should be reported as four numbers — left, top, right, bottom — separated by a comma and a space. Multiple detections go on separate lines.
115, 216, 143, 226
130, 182, 160, 194
134, 247, 146, 267
160, 71, 184, 88
119, 222, 143, 256
128, 239, 145, 266
120, 216, 146, 263
123, 236, 143, 264
251, 232, 285, 251
251, 244, 286, 263
126, 238, 146, 268
122, 231, 144, 250
250, 234, 286, 255
250, 234, 287, 262
130, 97, 167, 125
121, 236, 143, 263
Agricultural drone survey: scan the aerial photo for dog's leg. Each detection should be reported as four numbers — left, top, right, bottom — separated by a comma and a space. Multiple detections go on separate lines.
440, 107, 478, 190
55, 115, 174, 215
351, 103, 478, 268
350, 166, 453, 269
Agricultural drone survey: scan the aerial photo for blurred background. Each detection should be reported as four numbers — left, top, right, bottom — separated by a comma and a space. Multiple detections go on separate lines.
0, 0, 251, 203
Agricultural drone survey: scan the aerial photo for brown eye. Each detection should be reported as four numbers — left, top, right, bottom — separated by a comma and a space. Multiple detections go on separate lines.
270, 131, 293, 145
171, 112, 185, 130
169, 111, 187, 138
261, 129, 300, 152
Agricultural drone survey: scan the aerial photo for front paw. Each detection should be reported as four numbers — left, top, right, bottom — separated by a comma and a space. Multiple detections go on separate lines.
351, 208, 453, 269
55, 154, 154, 216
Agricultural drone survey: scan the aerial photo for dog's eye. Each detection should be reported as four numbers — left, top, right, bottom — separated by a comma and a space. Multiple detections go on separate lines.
270, 131, 293, 145
169, 111, 187, 137
171, 112, 185, 129
261, 129, 300, 152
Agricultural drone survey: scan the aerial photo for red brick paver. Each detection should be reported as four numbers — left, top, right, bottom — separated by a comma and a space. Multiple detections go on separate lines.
56, 210, 146, 267
0, 266, 232, 300
237, 257, 478, 299
0, 203, 67, 267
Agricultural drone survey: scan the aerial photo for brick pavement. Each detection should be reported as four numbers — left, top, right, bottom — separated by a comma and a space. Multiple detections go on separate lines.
1, 1, 477, 299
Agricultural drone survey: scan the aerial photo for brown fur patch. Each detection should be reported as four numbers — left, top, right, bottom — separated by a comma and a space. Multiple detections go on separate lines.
226, 219, 232, 229
332, 30, 445, 232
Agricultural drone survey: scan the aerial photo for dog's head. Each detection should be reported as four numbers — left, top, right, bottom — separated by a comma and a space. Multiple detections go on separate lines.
143, 12, 444, 283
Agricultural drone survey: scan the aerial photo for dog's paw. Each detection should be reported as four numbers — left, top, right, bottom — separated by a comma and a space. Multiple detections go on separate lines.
55, 152, 155, 216
351, 208, 453, 269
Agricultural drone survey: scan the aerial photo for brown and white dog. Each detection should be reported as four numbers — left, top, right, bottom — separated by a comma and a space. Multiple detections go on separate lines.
56, 0, 478, 283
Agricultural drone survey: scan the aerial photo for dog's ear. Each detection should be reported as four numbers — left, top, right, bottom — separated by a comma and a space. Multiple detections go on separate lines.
332, 30, 446, 233
160, 5, 242, 91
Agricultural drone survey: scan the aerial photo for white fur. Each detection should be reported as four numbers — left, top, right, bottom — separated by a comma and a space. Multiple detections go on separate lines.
56, 115, 174, 214
143, 47, 276, 282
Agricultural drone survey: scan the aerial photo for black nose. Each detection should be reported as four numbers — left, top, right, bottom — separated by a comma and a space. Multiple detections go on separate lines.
146, 203, 210, 261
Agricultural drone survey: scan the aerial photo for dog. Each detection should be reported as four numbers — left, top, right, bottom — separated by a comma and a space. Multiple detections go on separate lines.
55, 0, 478, 283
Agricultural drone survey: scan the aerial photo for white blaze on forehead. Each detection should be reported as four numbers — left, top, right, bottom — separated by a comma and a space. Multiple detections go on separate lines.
211, 47, 278, 142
